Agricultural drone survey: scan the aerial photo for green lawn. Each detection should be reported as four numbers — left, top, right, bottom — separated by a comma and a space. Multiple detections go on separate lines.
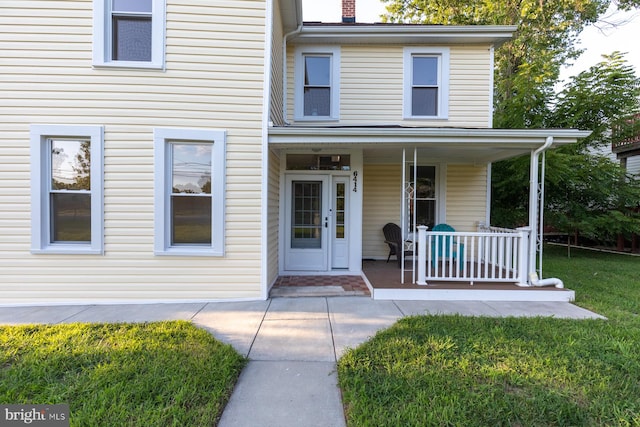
0, 321, 246, 426
338, 245, 640, 426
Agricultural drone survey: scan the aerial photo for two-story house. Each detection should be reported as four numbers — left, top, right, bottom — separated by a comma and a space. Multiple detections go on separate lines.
0, 0, 589, 305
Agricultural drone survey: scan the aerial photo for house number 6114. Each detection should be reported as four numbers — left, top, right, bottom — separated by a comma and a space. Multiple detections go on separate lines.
352, 171, 358, 192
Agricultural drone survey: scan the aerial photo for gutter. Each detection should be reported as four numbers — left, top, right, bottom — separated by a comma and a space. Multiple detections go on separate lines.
527, 136, 563, 288
529, 272, 564, 289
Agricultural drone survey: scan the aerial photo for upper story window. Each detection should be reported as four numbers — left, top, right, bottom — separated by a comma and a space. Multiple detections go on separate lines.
30, 125, 104, 254
93, 0, 166, 69
403, 48, 450, 119
294, 47, 340, 121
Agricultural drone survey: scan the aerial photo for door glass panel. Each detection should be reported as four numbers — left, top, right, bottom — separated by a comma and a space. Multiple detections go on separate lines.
335, 182, 345, 239
291, 181, 322, 249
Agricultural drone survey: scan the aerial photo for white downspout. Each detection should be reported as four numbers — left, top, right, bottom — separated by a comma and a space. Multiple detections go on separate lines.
282, 24, 303, 125
528, 136, 563, 288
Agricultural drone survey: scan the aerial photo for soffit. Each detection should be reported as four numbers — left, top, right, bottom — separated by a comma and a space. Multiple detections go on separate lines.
268, 127, 591, 164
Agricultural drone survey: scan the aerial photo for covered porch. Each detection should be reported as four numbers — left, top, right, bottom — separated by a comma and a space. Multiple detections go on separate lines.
268, 126, 590, 301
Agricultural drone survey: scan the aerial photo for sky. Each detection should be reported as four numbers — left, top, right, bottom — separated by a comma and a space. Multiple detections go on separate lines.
302, 0, 640, 85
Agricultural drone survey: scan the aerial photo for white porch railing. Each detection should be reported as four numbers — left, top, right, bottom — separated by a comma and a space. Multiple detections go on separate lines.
415, 224, 530, 286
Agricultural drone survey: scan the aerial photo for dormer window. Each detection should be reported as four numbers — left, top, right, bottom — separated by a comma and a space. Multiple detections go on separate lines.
404, 47, 450, 119
294, 47, 340, 121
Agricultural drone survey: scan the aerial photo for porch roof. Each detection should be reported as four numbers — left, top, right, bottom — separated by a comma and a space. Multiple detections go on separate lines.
268, 126, 592, 163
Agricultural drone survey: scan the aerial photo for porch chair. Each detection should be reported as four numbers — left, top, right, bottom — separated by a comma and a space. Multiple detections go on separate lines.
431, 223, 464, 270
382, 223, 413, 268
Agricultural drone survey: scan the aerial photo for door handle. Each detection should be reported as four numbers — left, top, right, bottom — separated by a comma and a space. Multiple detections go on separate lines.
325, 217, 328, 228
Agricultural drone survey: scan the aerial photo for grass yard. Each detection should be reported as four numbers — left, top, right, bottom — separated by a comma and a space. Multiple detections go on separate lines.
338, 245, 640, 426
0, 321, 246, 426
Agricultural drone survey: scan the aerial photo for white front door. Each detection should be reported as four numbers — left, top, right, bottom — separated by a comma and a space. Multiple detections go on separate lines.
284, 175, 351, 271
284, 175, 330, 271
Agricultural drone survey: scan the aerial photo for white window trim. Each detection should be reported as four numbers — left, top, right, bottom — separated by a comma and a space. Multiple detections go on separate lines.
93, 0, 166, 69
153, 127, 226, 256
294, 46, 341, 121
403, 47, 450, 120
30, 125, 104, 255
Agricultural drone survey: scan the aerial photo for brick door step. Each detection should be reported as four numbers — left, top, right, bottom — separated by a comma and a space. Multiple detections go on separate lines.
270, 285, 368, 298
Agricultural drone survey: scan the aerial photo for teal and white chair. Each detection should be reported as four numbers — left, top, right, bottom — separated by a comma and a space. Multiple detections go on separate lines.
431, 223, 464, 270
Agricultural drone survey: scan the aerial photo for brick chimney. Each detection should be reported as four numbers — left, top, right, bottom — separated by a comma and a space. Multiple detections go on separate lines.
342, 0, 355, 23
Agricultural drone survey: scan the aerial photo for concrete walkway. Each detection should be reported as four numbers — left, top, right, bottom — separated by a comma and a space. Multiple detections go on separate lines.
0, 298, 604, 426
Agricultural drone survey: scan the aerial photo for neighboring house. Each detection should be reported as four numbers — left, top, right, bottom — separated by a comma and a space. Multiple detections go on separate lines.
612, 113, 640, 176
0, 0, 589, 305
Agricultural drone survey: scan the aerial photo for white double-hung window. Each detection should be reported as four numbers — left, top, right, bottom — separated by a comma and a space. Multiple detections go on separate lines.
404, 47, 450, 119
294, 47, 340, 121
154, 128, 226, 256
30, 125, 104, 254
93, 0, 166, 68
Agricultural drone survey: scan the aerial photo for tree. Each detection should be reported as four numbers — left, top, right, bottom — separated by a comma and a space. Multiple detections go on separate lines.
495, 54, 640, 250
382, 0, 640, 247
381, 0, 621, 128
545, 53, 640, 247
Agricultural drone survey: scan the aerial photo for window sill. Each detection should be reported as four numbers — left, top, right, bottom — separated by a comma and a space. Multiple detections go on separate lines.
403, 116, 449, 121
294, 116, 340, 122
154, 248, 224, 257
31, 246, 103, 255
93, 61, 165, 71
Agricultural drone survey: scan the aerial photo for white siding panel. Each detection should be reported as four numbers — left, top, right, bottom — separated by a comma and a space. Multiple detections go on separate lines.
0, 0, 268, 303
446, 164, 488, 231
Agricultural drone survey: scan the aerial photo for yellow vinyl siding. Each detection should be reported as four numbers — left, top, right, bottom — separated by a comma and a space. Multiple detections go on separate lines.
0, 0, 268, 303
287, 44, 492, 127
448, 46, 492, 126
446, 164, 488, 231
341, 46, 403, 124
270, 0, 285, 125
362, 164, 403, 259
267, 150, 281, 286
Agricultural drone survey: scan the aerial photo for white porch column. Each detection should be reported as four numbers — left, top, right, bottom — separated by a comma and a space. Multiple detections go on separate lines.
416, 225, 428, 285
516, 227, 530, 287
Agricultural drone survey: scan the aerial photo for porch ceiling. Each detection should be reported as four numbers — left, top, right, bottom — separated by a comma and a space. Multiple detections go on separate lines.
268, 126, 592, 164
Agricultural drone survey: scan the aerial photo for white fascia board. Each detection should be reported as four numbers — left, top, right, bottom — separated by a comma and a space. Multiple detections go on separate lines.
291, 25, 517, 46
268, 127, 592, 146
